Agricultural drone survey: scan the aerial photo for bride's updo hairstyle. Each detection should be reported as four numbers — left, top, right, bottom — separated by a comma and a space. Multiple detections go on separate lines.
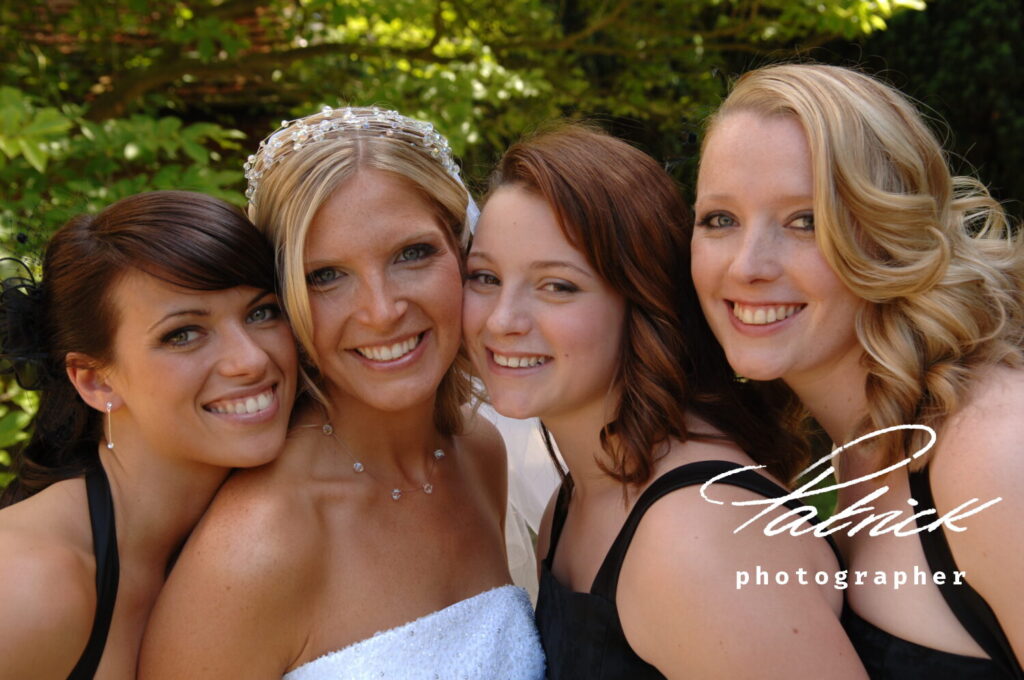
0, 191, 277, 505
244, 106, 474, 436
705, 63, 1024, 467
488, 123, 807, 485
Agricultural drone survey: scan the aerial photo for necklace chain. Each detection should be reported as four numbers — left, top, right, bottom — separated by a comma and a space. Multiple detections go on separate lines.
316, 422, 445, 501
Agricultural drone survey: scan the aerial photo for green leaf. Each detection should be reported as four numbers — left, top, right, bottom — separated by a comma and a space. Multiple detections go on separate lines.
181, 139, 209, 164
0, 410, 32, 449
17, 138, 47, 172
11, 388, 39, 414
22, 108, 72, 138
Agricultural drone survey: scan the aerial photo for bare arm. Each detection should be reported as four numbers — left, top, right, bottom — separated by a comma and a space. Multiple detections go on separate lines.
138, 476, 319, 679
0, 536, 94, 680
617, 485, 867, 679
932, 368, 1024, 666
462, 409, 509, 524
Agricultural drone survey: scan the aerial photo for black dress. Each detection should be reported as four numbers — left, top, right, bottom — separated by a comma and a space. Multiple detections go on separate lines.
535, 460, 838, 679
841, 468, 1023, 679
67, 464, 120, 680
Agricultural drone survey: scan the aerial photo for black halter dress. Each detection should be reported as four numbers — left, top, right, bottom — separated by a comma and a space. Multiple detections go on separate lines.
535, 460, 843, 680
67, 464, 120, 680
840, 467, 1023, 679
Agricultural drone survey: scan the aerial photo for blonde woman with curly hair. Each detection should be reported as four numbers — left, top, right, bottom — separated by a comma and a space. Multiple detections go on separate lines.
692, 63, 1024, 679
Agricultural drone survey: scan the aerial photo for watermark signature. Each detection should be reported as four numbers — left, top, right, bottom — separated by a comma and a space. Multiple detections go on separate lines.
735, 565, 966, 591
700, 424, 1002, 537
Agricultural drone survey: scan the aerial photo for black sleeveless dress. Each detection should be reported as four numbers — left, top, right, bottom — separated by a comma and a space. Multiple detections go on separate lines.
535, 460, 841, 679
67, 465, 120, 680
841, 468, 1023, 679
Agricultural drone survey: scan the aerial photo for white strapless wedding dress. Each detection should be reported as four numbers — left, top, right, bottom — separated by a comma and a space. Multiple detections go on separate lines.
282, 585, 545, 679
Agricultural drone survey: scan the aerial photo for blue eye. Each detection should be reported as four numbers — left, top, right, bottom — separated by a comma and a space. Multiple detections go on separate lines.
696, 212, 737, 229
247, 303, 281, 324
307, 267, 344, 287
396, 243, 436, 263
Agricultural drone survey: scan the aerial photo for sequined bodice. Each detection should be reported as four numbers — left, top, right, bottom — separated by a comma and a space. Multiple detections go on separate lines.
282, 585, 545, 679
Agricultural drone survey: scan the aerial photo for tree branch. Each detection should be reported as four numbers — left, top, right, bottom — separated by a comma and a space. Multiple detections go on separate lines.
85, 40, 469, 120
494, 0, 630, 51
207, 0, 283, 21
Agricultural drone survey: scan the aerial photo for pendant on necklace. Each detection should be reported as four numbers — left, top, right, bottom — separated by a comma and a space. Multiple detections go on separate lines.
391, 489, 403, 501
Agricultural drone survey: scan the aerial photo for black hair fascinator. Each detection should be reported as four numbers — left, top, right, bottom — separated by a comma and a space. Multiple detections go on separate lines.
0, 258, 52, 390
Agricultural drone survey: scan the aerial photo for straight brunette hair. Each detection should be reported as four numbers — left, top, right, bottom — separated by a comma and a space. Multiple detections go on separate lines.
0, 191, 278, 505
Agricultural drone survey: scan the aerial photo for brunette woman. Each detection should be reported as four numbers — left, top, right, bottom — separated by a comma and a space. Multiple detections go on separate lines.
463, 123, 866, 679
0, 191, 297, 679
692, 63, 1023, 678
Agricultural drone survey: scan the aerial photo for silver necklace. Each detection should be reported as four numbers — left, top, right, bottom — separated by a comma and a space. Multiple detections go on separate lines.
317, 422, 445, 501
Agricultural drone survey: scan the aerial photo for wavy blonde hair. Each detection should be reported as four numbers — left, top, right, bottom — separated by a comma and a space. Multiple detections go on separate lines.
706, 63, 1024, 468
247, 128, 473, 436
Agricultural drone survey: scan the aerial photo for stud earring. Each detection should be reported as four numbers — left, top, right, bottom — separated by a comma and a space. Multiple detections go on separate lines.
105, 401, 114, 450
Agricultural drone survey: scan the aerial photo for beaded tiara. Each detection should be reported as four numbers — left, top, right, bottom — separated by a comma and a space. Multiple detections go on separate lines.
244, 106, 463, 208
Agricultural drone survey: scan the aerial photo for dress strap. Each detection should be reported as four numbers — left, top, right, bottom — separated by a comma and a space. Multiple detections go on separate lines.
591, 460, 842, 600
542, 476, 575, 569
67, 464, 120, 680
909, 469, 1023, 679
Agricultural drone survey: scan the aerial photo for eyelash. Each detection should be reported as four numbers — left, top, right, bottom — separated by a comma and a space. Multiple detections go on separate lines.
542, 281, 578, 294
160, 303, 281, 348
396, 243, 437, 263
466, 272, 579, 295
247, 302, 282, 324
306, 244, 439, 288
787, 213, 815, 231
161, 327, 198, 347
696, 212, 737, 229
467, 271, 500, 286
307, 267, 343, 288
696, 212, 816, 232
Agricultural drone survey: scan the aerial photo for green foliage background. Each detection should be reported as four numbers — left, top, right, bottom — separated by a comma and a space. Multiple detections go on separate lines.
1, 0, 1018, 497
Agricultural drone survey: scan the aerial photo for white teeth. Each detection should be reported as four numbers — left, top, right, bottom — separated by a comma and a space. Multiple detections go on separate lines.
733, 303, 802, 326
493, 352, 548, 368
355, 335, 421, 362
208, 388, 274, 415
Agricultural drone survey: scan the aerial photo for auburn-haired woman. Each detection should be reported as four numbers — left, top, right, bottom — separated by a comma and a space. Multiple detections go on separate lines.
139, 108, 544, 679
463, 122, 866, 678
692, 63, 1023, 678
0, 191, 297, 679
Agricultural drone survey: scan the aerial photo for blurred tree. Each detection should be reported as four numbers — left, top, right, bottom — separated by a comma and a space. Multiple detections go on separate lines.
821, 0, 1023, 219
1, 0, 924, 249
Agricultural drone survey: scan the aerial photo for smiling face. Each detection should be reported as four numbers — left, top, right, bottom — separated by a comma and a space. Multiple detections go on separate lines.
691, 112, 863, 390
104, 270, 297, 468
303, 169, 463, 414
463, 185, 625, 421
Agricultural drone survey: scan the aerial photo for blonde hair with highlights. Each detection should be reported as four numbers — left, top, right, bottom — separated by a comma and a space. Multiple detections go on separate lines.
706, 63, 1024, 468
248, 131, 473, 436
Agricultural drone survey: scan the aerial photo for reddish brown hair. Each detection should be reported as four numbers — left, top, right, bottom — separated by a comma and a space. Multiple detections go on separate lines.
488, 123, 807, 486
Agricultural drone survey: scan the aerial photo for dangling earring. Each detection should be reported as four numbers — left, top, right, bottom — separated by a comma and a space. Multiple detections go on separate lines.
105, 401, 114, 450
